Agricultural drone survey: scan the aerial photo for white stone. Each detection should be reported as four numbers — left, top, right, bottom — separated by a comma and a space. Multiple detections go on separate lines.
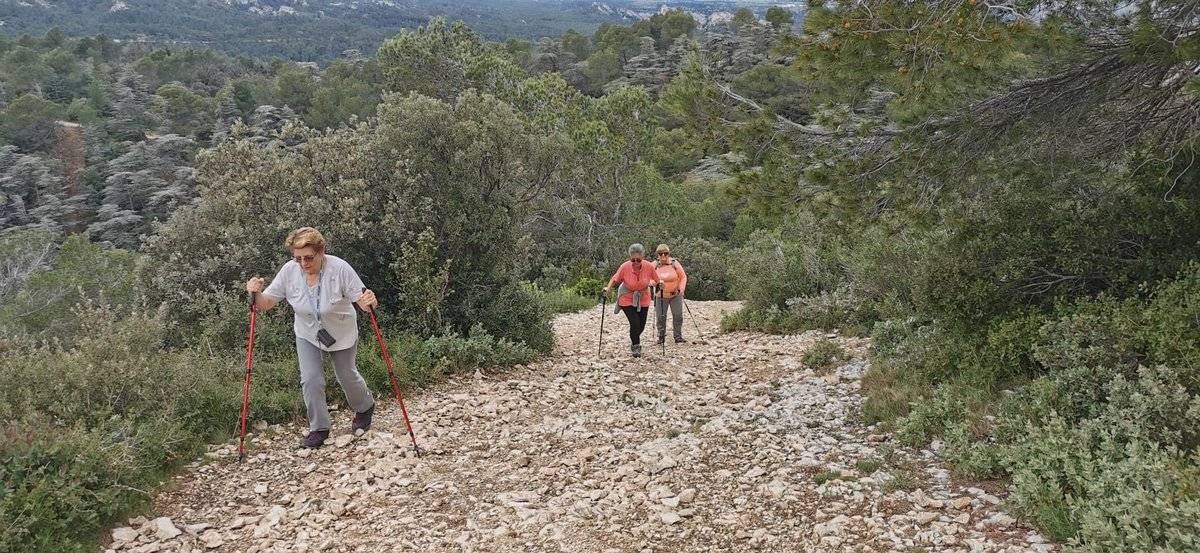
200, 530, 224, 549
111, 527, 138, 543
152, 517, 182, 540
989, 513, 1017, 527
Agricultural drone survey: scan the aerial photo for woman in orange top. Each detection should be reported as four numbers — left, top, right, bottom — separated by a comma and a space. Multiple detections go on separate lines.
653, 243, 688, 344
603, 243, 659, 357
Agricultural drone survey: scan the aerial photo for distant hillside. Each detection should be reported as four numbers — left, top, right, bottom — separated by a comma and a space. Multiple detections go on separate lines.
0, 1, 804, 60
0, 0, 628, 59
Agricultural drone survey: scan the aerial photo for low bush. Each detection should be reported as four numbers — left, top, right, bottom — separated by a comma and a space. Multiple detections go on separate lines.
0, 233, 141, 344
662, 236, 731, 301
802, 338, 845, 373
0, 304, 537, 552
0, 306, 289, 553
864, 264, 1200, 548
727, 214, 839, 311
523, 280, 599, 315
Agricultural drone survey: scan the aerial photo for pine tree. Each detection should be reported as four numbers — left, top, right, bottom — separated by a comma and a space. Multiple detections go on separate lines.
211, 84, 242, 143
0, 146, 69, 234
105, 70, 160, 142
88, 135, 196, 247
765, 7, 794, 30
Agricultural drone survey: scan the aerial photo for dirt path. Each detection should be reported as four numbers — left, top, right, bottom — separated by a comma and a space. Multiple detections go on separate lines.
106, 301, 1055, 553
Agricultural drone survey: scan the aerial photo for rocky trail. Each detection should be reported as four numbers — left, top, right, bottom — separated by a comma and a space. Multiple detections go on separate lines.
107, 301, 1056, 553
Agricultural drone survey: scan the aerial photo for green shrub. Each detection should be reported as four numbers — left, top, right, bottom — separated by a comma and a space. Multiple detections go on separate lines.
721, 305, 798, 334
523, 276, 602, 315
1007, 368, 1200, 549
802, 338, 845, 373
895, 386, 969, 447
0, 418, 146, 553
941, 419, 1007, 480
525, 282, 597, 314
0, 307, 272, 552
566, 275, 605, 298
534, 264, 571, 291
813, 469, 843, 484
422, 324, 537, 374
662, 236, 731, 301
0, 233, 141, 343
0, 229, 57, 305
728, 213, 839, 310
866, 265, 1200, 547
854, 456, 883, 474
870, 319, 979, 386
0, 303, 537, 551
469, 281, 553, 353
722, 286, 879, 336
786, 286, 878, 335
144, 91, 554, 351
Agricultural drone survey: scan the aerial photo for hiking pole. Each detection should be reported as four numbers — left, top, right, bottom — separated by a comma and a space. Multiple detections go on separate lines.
238, 291, 258, 463
658, 285, 666, 356
597, 291, 607, 357
363, 288, 421, 456
683, 298, 703, 341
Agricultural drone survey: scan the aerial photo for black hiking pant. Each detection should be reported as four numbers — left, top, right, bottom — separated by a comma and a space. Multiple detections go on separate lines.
621, 305, 649, 346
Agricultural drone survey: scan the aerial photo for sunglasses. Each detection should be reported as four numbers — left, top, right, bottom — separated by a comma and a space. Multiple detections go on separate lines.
294, 254, 318, 264
658, 252, 670, 256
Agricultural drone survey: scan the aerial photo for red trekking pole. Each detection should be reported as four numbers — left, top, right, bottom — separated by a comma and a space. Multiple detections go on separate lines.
238, 291, 258, 463
363, 288, 421, 456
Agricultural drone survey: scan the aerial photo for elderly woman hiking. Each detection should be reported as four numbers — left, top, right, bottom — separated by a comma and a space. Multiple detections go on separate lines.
603, 243, 659, 358
245, 227, 379, 449
653, 243, 688, 345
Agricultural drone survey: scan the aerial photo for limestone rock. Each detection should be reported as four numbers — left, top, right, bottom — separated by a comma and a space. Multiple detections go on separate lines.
152, 517, 181, 540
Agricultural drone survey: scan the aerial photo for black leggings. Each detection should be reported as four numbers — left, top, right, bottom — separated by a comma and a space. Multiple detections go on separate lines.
621, 305, 650, 345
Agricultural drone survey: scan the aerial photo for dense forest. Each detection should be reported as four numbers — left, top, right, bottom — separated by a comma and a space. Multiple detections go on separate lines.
2, 1, 1199, 551
0, 0, 636, 60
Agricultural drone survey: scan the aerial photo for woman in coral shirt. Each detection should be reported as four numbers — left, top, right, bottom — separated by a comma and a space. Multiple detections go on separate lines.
603, 243, 659, 357
653, 243, 688, 345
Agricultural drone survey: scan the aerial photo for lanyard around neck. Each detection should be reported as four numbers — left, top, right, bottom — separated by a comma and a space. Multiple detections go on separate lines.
305, 268, 324, 324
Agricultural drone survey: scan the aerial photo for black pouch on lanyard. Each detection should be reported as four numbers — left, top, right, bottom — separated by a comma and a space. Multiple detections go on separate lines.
316, 327, 336, 348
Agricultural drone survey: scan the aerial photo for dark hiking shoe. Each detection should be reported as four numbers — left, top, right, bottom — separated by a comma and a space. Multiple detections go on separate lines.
656, 336, 665, 345
352, 404, 375, 433
632, 344, 643, 358
302, 430, 329, 449
675, 337, 688, 344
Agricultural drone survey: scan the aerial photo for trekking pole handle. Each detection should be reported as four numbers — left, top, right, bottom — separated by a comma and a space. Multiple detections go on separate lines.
249, 290, 256, 309
361, 287, 376, 315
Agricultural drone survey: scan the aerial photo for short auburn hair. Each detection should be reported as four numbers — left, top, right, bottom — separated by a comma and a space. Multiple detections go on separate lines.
284, 227, 326, 252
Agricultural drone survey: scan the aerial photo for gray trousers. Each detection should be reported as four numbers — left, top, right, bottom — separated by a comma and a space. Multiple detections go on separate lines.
656, 293, 685, 341
296, 338, 375, 432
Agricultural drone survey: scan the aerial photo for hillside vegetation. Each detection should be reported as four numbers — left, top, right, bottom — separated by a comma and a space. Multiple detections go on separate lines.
2, 2, 1199, 551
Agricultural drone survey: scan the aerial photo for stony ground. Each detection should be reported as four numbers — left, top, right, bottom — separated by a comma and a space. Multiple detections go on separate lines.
107, 301, 1056, 553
